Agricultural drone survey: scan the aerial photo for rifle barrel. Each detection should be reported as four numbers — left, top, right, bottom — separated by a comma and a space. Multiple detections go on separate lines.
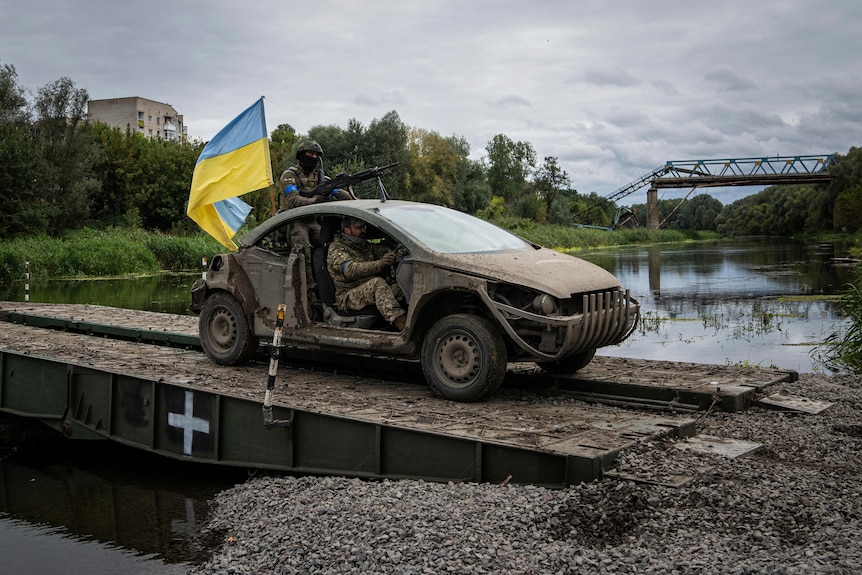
299, 162, 398, 197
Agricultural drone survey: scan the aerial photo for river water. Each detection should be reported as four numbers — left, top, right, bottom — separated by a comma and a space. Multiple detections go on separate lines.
0, 237, 857, 572
0, 440, 246, 574
576, 238, 857, 373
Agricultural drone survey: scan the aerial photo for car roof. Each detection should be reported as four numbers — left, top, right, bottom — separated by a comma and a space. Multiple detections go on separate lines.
238, 199, 426, 247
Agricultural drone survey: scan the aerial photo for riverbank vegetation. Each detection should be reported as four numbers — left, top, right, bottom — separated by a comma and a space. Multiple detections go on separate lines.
0, 229, 221, 283
497, 218, 721, 250
817, 272, 862, 374
0, 223, 721, 284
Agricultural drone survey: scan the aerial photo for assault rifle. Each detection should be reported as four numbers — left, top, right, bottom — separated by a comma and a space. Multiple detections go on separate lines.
300, 162, 398, 201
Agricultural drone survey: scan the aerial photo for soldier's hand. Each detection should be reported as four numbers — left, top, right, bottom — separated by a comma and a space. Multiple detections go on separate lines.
378, 252, 397, 269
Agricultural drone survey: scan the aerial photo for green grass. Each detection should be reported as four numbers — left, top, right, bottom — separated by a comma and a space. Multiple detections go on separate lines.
1, 219, 723, 285
0, 228, 224, 284
816, 280, 862, 374
495, 218, 721, 250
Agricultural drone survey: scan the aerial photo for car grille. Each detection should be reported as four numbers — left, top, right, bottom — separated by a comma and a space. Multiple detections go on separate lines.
574, 288, 639, 349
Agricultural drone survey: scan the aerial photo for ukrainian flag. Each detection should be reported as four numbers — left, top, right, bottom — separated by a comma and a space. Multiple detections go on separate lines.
187, 97, 273, 250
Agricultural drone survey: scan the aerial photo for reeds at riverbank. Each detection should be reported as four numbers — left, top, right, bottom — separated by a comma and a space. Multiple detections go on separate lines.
0, 228, 222, 283
0, 222, 720, 284
496, 218, 721, 251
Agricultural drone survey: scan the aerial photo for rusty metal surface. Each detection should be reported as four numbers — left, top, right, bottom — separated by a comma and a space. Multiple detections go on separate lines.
0, 310, 694, 459
0, 302, 795, 413
0, 301, 200, 333
509, 357, 796, 412
0, 301, 807, 487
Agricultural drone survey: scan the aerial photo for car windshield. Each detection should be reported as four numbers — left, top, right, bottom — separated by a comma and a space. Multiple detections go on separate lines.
377, 204, 532, 253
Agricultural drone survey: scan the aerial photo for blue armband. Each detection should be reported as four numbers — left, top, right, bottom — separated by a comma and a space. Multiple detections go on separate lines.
284, 184, 298, 195
331, 188, 340, 196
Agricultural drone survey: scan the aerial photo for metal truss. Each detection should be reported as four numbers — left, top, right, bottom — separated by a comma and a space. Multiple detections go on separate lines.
607, 154, 835, 203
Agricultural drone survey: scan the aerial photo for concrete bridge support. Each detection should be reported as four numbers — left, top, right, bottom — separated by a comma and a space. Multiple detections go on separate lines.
647, 186, 660, 229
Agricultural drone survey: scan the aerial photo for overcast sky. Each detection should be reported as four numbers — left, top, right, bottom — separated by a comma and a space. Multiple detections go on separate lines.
2, 0, 860, 202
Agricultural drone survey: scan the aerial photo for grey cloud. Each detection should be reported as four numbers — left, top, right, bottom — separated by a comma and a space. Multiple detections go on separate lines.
704, 66, 757, 92
380, 90, 408, 106
576, 68, 640, 88
601, 108, 651, 129
651, 80, 681, 97
790, 103, 862, 151
354, 90, 408, 108
809, 76, 862, 107
354, 94, 380, 107
494, 95, 531, 108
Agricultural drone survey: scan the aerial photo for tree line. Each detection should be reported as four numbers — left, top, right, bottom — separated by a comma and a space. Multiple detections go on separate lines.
1, 62, 203, 237
0, 62, 637, 238
2, 60, 861, 239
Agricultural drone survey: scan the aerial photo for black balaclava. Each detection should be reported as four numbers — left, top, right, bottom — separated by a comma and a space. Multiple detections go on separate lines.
299, 153, 319, 173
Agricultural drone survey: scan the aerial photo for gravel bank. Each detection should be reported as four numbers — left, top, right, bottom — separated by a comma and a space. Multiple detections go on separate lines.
189, 373, 862, 574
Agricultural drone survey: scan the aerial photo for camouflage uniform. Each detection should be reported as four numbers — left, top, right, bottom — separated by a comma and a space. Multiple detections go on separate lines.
326, 232, 406, 324
279, 165, 351, 249
279, 145, 352, 310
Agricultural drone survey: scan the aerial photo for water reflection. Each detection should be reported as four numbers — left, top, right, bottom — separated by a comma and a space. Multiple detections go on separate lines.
581, 239, 854, 302
576, 239, 857, 373
0, 439, 243, 574
0, 273, 200, 316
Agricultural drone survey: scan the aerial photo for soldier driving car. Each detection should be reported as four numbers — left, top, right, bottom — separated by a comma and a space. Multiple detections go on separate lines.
326, 216, 407, 332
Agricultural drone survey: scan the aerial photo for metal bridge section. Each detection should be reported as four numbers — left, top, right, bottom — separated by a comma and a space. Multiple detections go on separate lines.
604, 154, 835, 228
0, 303, 797, 488
662, 155, 835, 181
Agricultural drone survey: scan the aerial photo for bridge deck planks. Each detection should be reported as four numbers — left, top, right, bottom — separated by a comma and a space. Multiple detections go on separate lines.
0, 302, 795, 457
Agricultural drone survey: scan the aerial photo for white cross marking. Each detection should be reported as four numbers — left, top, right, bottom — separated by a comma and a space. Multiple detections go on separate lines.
167, 391, 210, 456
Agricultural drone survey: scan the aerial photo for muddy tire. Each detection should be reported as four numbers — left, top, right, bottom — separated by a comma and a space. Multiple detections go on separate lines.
199, 293, 258, 365
536, 349, 596, 374
421, 314, 507, 402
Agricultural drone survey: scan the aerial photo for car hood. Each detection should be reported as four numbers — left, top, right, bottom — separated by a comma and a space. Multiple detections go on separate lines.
429, 247, 623, 298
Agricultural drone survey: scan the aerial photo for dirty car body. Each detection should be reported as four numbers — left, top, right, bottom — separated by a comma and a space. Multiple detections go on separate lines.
190, 200, 639, 401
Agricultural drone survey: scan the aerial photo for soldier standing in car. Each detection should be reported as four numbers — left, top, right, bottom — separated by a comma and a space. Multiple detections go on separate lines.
327, 216, 407, 331
279, 141, 352, 304
280, 140, 352, 249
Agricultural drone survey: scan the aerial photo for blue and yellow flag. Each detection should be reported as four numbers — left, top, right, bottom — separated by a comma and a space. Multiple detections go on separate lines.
187, 98, 273, 250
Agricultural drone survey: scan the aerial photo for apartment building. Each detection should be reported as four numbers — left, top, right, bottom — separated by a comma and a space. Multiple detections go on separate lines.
87, 97, 186, 141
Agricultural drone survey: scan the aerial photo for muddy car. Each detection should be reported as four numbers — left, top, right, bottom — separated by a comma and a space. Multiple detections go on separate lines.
190, 199, 639, 401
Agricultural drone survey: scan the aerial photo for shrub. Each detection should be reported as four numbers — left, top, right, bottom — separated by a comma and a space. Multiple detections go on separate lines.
815, 274, 862, 373
0, 228, 225, 284
495, 219, 720, 251
143, 231, 222, 271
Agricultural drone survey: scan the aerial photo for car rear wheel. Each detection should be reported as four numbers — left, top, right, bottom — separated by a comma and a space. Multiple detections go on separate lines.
421, 314, 507, 402
536, 349, 596, 374
199, 293, 258, 365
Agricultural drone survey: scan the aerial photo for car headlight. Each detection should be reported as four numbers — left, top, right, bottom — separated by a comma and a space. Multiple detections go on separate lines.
532, 294, 557, 315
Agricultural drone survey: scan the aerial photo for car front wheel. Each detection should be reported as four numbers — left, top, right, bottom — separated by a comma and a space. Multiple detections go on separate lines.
536, 349, 596, 374
421, 314, 507, 402
199, 292, 258, 365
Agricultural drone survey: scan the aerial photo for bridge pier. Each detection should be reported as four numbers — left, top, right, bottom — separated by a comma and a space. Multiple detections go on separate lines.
647, 185, 660, 229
